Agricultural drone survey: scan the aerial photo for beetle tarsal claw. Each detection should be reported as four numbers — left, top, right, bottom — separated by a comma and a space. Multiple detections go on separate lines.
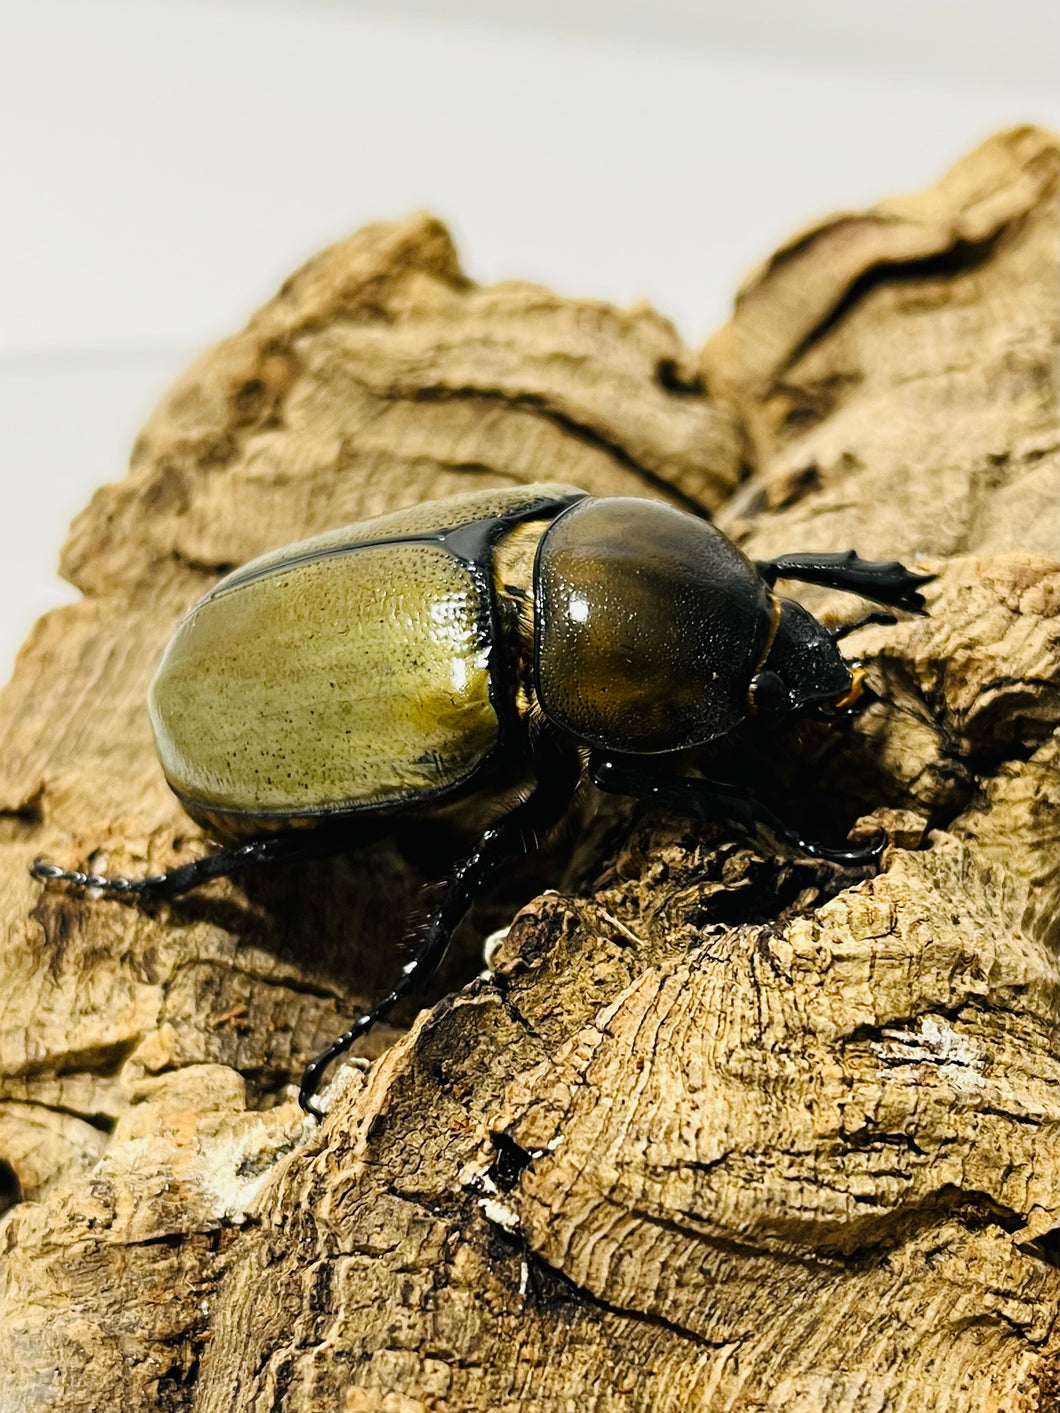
30, 860, 65, 880
29, 484, 929, 1112
32, 860, 122, 891
800, 829, 888, 868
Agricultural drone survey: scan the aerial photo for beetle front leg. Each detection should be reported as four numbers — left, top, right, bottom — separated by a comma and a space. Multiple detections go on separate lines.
299, 733, 582, 1116
755, 551, 933, 614
587, 751, 884, 868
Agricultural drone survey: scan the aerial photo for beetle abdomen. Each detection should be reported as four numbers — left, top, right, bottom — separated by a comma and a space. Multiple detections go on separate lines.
149, 539, 497, 833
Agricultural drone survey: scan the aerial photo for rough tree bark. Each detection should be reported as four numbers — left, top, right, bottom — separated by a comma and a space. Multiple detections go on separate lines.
0, 127, 1056, 1412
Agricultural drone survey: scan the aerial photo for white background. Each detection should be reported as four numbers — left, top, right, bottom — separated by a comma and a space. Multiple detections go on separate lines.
2, 0, 1057, 684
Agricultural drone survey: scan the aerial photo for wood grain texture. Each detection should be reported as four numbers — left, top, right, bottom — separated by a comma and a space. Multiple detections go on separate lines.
0, 129, 1056, 1413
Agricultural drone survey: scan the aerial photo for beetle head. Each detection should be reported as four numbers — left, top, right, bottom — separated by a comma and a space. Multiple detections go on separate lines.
750, 599, 861, 721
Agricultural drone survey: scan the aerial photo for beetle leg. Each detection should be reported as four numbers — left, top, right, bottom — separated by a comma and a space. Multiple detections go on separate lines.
587, 751, 886, 869
31, 830, 356, 898
829, 610, 899, 641
754, 551, 933, 614
299, 733, 582, 1116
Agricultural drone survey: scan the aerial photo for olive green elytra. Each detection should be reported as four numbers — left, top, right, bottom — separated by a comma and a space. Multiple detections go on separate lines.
149, 483, 582, 837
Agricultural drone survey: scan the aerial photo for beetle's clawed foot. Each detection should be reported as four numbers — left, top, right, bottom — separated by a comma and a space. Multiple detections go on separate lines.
884, 567, 936, 616
30, 860, 73, 884
856, 564, 934, 616
299, 1091, 326, 1122
298, 1052, 335, 1116
788, 828, 888, 869
32, 832, 352, 901
30, 858, 175, 896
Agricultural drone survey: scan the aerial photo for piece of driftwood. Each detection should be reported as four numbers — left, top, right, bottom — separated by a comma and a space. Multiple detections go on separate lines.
0, 126, 1055, 1412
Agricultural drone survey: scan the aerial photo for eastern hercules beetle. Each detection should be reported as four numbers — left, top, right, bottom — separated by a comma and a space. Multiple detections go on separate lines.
34, 483, 931, 1112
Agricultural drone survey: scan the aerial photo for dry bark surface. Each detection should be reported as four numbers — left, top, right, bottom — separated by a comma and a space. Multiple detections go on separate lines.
0, 126, 1056, 1412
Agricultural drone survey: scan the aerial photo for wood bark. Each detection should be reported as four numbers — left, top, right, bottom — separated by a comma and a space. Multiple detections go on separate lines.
0, 126, 1056, 1412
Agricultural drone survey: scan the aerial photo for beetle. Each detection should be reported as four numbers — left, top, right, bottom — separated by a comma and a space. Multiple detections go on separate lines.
33, 482, 931, 1113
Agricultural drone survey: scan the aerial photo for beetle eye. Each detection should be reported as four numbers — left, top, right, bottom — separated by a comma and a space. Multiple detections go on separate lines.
750, 670, 789, 716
